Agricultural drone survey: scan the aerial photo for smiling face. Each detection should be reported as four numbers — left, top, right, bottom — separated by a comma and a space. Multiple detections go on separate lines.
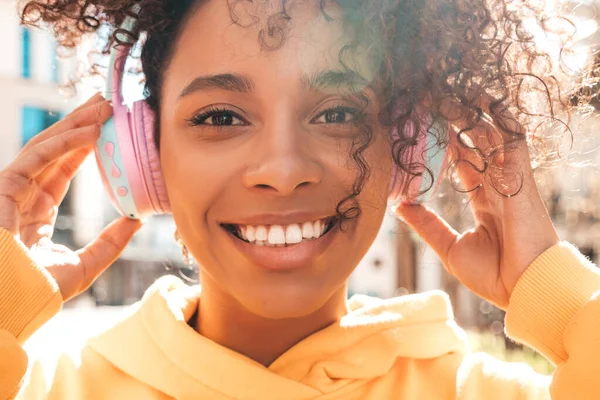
159, 0, 393, 319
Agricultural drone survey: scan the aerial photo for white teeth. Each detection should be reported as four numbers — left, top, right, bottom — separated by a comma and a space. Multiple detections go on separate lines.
267, 225, 286, 245
232, 218, 333, 246
255, 226, 268, 241
285, 224, 303, 244
245, 225, 256, 242
301, 222, 314, 239
313, 220, 322, 237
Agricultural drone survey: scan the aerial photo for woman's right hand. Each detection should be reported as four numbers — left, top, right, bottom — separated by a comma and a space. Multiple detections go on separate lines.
0, 93, 142, 302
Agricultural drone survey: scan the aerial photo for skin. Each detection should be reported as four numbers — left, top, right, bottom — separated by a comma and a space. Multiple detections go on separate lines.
0, 0, 560, 372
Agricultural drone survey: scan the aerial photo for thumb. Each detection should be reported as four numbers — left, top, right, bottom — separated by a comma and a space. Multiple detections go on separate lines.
75, 217, 143, 294
395, 201, 458, 265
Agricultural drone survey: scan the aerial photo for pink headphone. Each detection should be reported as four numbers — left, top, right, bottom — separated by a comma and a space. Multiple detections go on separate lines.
95, 11, 448, 220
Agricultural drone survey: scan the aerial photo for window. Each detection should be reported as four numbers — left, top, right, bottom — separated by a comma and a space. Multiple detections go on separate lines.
21, 106, 62, 147
21, 27, 31, 79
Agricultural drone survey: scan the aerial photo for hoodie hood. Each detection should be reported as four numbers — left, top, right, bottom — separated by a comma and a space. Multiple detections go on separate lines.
87, 276, 468, 400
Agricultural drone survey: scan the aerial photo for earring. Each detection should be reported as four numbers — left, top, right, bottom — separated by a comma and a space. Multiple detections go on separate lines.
174, 230, 192, 266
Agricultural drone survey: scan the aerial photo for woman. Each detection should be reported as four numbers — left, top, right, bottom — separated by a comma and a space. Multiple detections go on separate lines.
1, 0, 599, 398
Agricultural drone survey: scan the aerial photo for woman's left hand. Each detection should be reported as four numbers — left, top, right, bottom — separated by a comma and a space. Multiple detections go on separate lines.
395, 113, 560, 309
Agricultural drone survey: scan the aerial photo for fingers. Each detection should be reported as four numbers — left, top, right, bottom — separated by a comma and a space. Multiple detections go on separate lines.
395, 202, 459, 270
16, 146, 96, 245
8, 125, 100, 196
446, 126, 491, 216
74, 217, 143, 297
21, 93, 111, 152
449, 101, 530, 192
38, 147, 94, 204
447, 115, 516, 219
72, 92, 104, 113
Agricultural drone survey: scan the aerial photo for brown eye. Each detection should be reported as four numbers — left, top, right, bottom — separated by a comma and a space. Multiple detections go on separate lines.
312, 106, 358, 124
188, 107, 248, 127
204, 113, 243, 126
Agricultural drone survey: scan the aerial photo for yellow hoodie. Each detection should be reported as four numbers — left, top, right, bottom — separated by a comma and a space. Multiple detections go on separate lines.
1, 227, 600, 399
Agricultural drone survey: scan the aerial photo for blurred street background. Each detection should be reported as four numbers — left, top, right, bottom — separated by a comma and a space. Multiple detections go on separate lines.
3, 0, 600, 374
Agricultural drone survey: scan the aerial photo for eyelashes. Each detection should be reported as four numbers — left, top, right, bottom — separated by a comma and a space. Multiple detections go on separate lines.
186, 104, 364, 129
186, 106, 248, 128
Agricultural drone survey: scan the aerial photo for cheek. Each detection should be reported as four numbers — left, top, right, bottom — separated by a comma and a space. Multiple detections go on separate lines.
362, 129, 394, 201
159, 129, 235, 224
324, 129, 393, 200
349, 133, 393, 262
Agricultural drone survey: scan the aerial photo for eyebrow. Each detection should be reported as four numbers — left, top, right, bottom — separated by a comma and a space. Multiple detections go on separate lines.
179, 73, 254, 97
178, 69, 370, 98
301, 69, 370, 92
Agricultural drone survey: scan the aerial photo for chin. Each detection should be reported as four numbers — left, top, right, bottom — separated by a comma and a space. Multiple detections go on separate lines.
236, 281, 341, 320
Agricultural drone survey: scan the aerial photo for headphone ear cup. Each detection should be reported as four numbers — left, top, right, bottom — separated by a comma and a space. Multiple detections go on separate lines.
388, 110, 449, 204
132, 100, 171, 215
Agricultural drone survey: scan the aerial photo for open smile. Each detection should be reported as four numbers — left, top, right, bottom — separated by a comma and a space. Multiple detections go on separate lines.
222, 216, 337, 247
221, 217, 340, 271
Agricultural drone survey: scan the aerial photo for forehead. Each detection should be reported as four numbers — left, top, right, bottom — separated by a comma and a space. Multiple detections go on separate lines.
165, 0, 372, 91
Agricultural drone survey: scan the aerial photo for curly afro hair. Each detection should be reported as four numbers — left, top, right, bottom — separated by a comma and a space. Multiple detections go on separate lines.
19, 0, 600, 226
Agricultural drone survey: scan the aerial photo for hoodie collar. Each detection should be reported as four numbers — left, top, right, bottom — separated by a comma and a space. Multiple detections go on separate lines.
88, 276, 468, 400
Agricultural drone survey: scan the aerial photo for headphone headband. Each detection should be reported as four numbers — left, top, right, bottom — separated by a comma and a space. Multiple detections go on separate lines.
96, 3, 171, 219
106, 4, 140, 105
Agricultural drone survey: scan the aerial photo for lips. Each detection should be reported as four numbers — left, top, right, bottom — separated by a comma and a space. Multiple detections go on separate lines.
221, 216, 340, 271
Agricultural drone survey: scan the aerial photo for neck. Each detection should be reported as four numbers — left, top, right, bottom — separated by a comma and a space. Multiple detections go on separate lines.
194, 276, 349, 367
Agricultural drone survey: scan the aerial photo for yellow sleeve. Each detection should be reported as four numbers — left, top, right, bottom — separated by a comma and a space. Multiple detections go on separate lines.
457, 241, 600, 399
505, 241, 600, 398
0, 228, 63, 400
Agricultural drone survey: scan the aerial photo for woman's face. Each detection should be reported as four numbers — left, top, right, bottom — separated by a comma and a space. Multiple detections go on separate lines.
160, 0, 393, 319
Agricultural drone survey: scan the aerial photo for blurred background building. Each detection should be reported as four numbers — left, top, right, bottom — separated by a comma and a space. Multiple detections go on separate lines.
0, 0, 76, 246
1, 0, 600, 343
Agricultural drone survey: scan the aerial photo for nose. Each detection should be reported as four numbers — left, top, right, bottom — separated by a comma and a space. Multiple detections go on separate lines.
242, 119, 324, 197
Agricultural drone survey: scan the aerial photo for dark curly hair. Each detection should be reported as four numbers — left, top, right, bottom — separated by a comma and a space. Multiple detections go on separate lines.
18, 0, 599, 227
